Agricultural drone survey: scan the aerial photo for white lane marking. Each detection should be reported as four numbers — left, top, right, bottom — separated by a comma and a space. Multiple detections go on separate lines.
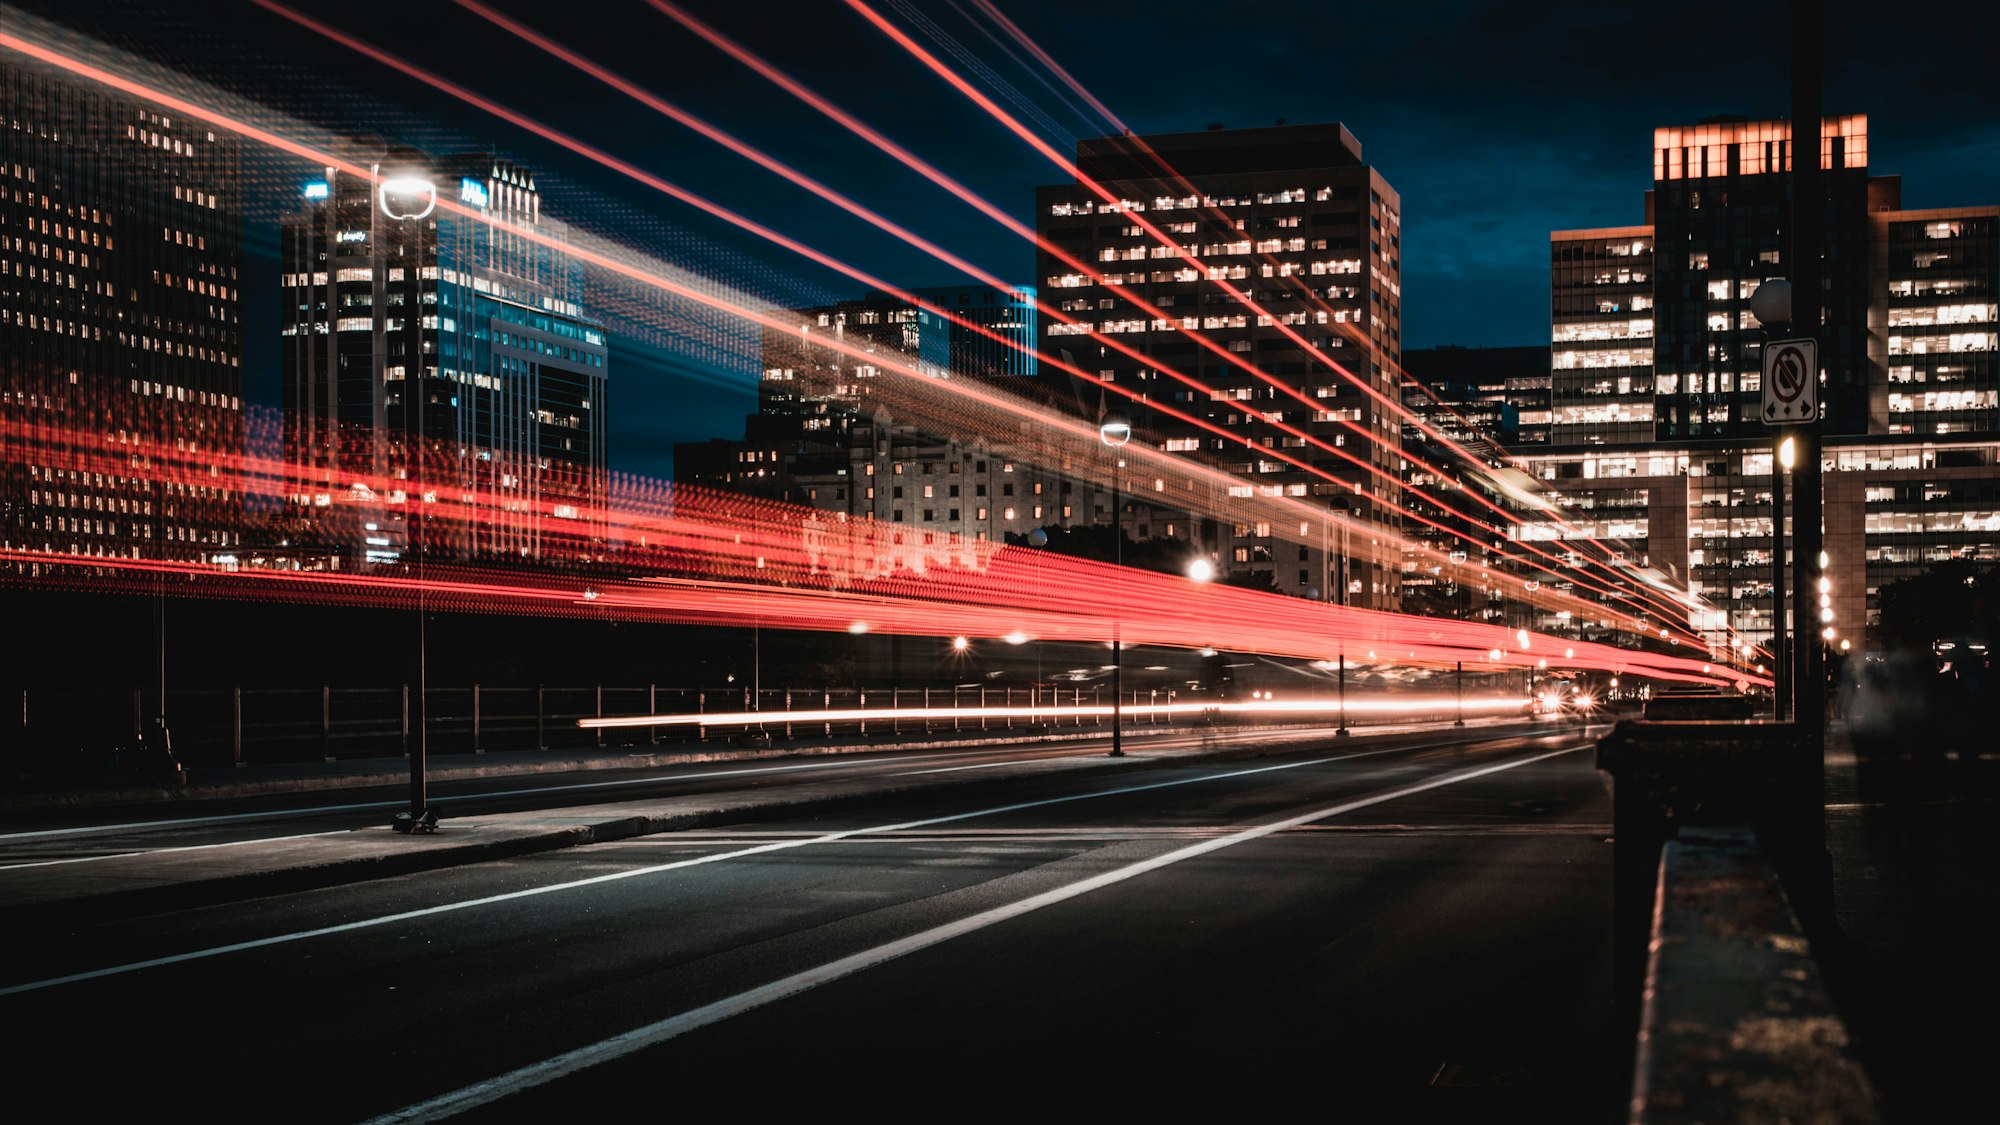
898, 759, 1044, 775
0, 829, 351, 871
368, 744, 1586, 1122
0, 734, 1489, 997
1, 717, 1535, 844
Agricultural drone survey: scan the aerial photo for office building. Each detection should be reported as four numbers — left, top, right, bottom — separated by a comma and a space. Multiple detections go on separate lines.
1, 61, 244, 565
280, 149, 608, 564
1540, 115, 1997, 650
1036, 123, 1404, 606
684, 285, 1132, 559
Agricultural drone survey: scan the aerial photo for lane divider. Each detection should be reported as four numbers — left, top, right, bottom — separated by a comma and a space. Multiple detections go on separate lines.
0, 731, 1548, 997
368, 743, 1587, 1122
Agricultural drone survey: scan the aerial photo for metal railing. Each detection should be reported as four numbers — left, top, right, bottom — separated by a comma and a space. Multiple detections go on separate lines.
7, 682, 1482, 771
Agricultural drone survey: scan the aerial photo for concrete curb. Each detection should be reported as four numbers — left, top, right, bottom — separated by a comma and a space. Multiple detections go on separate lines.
1631, 827, 1878, 1123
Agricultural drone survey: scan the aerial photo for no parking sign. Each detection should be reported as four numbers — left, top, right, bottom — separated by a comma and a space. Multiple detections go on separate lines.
1762, 337, 1817, 424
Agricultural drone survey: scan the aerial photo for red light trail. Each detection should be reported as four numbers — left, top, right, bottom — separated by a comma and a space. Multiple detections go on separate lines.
635, 0, 1737, 650
0, 15, 1768, 684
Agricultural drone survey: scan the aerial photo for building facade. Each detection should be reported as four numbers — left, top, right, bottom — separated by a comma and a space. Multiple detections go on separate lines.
280, 150, 608, 565
1035, 123, 1404, 607
1540, 115, 1998, 651
1, 61, 244, 566
684, 285, 1135, 558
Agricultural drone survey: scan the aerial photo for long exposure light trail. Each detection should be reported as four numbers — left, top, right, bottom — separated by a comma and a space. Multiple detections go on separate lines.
414, 5, 1708, 644
578, 695, 1537, 731
840, 0, 1734, 646
244, 0, 1709, 654
0, 19, 1751, 672
638, 1, 1729, 646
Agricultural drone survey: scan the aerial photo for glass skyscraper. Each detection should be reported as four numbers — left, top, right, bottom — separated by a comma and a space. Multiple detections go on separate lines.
281, 150, 608, 565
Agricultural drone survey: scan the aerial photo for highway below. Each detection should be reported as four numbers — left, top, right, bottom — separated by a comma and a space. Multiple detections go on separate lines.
3, 722, 1619, 1120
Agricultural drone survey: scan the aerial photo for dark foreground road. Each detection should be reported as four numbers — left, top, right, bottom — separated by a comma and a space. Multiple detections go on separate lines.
5, 725, 1617, 1120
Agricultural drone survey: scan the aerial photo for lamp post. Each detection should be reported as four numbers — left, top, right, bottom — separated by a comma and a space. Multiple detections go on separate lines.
1028, 526, 1049, 710
1100, 411, 1131, 757
1330, 496, 1352, 736
1771, 431, 1795, 720
382, 160, 438, 835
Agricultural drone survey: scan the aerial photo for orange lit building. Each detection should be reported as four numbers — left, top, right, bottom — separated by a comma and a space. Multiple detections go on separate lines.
0, 60, 245, 568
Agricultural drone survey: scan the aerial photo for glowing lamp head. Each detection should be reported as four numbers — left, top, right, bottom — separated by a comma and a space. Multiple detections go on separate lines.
1187, 558, 1214, 583
847, 621, 870, 635
952, 636, 969, 652
1778, 436, 1797, 471
1003, 631, 1029, 646
378, 171, 437, 220
1098, 411, 1132, 448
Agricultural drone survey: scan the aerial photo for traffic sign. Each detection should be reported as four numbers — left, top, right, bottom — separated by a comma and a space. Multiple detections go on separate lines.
1762, 337, 1817, 425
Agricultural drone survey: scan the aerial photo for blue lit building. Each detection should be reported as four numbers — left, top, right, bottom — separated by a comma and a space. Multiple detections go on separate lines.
281, 149, 608, 563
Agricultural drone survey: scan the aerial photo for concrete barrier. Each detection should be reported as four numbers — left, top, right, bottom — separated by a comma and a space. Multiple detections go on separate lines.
1596, 718, 1863, 1117
1633, 827, 1877, 1123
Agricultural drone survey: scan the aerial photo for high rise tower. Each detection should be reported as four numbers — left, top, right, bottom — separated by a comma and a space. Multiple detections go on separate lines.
1036, 123, 1402, 604
281, 149, 608, 564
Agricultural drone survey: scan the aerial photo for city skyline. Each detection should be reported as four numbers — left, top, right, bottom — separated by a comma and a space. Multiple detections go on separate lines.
6, 0, 1995, 479
1, 0, 1994, 674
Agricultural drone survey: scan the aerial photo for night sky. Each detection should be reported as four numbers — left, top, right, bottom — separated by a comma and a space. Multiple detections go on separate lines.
11, 0, 1998, 478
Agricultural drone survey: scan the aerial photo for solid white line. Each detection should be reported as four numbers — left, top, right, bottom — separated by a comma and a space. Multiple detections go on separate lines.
367, 744, 1586, 1122
897, 759, 1043, 775
0, 739, 1446, 998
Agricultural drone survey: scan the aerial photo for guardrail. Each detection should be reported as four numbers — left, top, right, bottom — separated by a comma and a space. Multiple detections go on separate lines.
5, 684, 1486, 771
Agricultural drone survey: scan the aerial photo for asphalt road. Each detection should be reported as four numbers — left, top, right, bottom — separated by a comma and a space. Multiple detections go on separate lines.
5, 725, 1617, 1120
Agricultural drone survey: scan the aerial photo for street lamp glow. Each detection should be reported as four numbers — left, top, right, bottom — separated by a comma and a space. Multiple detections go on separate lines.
1818, 576, 1831, 594
847, 621, 870, 634
952, 636, 969, 652
1778, 436, 1797, 471
1187, 557, 1214, 583
1516, 628, 1530, 650
378, 174, 437, 220
1003, 631, 1029, 645
1098, 411, 1132, 448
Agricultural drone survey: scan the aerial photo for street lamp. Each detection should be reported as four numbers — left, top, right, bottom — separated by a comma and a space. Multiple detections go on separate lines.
1329, 496, 1353, 737
1100, 411, 1131, 758
1769, 433, 1795, 720
387, 158, 438, 835
1027, 526, 1051, 711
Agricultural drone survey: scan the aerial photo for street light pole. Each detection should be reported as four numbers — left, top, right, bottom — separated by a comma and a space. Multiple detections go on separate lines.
1455, 660, 1464, 727
382, 160, 438, 835
1100, 412, 1131, 758
1331, 496, 1351, 737
1773, 435, 1792, 720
